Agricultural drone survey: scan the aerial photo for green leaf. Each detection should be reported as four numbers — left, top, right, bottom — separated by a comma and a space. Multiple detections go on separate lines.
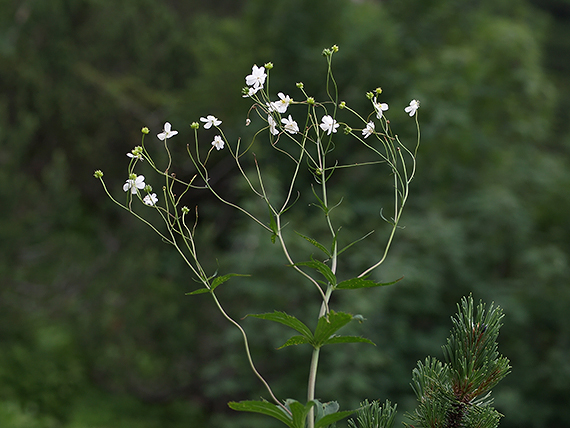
336, 276, 403, 290
315, 410, 356, 428
247, 311, 314, 340
229, 400, 293, 427
186, 273, 250, 295
322, 335, 375, 346
337, 230, 375, 256
277, 335, 312, 349
287, 400, 316, 428
185, 288, 210, 295
313, 311, 353, 348
269, 208, 278, 244
295, 231, 331, 258
211, 273, 250, 292
294, 259, 336, 286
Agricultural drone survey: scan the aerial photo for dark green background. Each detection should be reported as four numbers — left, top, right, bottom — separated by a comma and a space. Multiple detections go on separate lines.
1, 0, 569, 426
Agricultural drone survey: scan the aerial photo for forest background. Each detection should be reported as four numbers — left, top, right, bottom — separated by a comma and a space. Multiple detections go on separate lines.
1, 0, 570, 427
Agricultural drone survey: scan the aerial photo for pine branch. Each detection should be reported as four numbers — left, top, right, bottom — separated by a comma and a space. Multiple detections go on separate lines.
405, 295, 511, 428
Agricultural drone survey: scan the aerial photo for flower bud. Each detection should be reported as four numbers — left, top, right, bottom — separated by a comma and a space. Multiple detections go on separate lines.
141, 127, 150, 134
93, 170, 103, 178
264, 62, 273, 70
182, 206, 190, 214
296, 82, 304, 89
307, 97, 315, 105
339, 101, 346, 109
190, 122, 199, 130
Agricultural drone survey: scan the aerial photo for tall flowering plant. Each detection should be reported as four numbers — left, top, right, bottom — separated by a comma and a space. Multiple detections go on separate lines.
95, 46, 509, 428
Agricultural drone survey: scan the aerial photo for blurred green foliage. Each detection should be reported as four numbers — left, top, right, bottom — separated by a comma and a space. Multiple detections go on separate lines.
1, 0, 569, 427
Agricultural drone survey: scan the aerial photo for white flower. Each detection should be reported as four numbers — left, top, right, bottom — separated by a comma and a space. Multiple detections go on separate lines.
245, 65, 267, 90
405, 99, 420, 117
273, 92, 292, 113
123, 175, 146, 194
373, 98, 389, 119
242, 87, 259, 98
127, 152, 143, 161
319, 115, 339, 135
200, 115, 222, 129
281, 115, 299, 134
143, 193, 158, 206
157, 122, 178, 140
266, 102, 276, 113
268, 115, 279, 135
211, 135, 225, 150
362, 121, 375, 139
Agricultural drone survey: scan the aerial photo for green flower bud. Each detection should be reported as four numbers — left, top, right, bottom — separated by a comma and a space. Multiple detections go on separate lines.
182, 206, 190, 214
366, 92, 374, 100
307, 97, 315, 105
331, 44, 339, 53
296, 82, 304, 89
375, 87, 383, 95
93, 170, 103, 178
339, 101, 346, 109
264, 62, 273, 70
144, 185, 153, 193
343, 126, 352, 135
141, 127, 150, 134
190, 122, 200, 130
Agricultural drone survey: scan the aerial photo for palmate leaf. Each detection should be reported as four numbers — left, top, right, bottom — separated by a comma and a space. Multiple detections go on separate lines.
313, 311, 353, 348
228, 400, 294, 428
336, 276, 403, 290
247, 311, 314, 340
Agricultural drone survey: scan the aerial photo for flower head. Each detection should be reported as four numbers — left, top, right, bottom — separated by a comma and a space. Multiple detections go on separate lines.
273, 92, 292, 113
123, 174, 146, 194
211, 135, 225, 151
245, 65, 267, 90
143, 193, 158, 206
362, 121, 375, 139
405, 99, 420, 117
268, 115, 279, 136
319, 115, 340, 135
281, 115, 299, 134
200, 115, 222, 129
373, 98, 389, 119
157, 122, 178, 140
127, 146, 144, 161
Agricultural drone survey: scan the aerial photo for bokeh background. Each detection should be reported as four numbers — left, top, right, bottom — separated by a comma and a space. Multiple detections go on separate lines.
1, 0, 570, 427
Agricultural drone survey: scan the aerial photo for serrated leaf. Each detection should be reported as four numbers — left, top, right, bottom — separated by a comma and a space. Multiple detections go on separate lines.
211, 273, 250, 292
295, 231, 331, 258
322, 335, 376, 346
228, 400, 293, 427
185, 288, 210, 295
247, 311, 314, 340
277, 335, 312, 349
336, 276, 403, 290
294, 259, 336, 286
315, 410, 356, 428
313, 311, 353, 348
